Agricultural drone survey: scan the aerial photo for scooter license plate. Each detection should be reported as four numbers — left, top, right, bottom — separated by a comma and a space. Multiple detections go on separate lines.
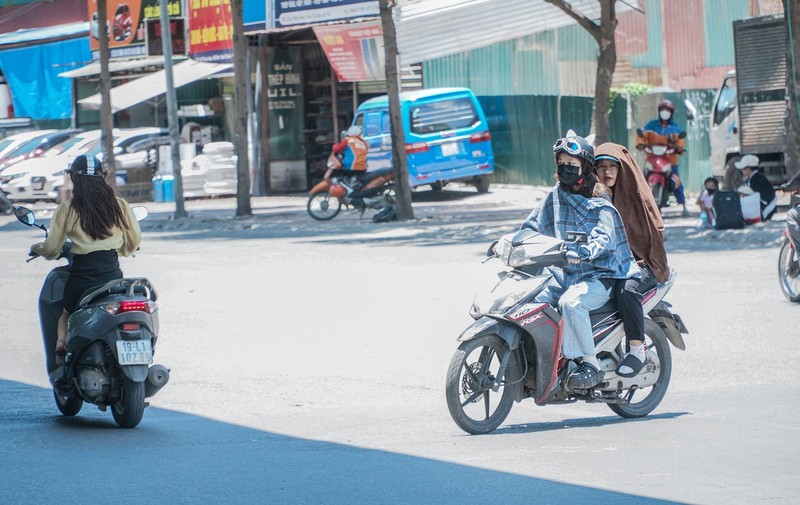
116, 339, 153, 365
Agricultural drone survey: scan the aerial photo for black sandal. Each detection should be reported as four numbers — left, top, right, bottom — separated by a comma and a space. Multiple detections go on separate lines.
567, 363, 604, 389
616, 354, 645, 378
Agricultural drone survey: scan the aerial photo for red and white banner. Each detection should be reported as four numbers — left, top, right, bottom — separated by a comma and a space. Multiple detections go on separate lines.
188, 0, 233, 63
313, 20, 385, 82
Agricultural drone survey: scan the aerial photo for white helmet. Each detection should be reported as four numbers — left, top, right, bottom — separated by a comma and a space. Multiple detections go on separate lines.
345, 125, 362, 137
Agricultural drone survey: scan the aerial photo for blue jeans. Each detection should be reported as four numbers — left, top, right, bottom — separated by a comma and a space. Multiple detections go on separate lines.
535, 277, 611, 359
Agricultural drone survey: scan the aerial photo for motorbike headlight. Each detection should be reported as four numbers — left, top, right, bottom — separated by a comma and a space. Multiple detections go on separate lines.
508, 245, 534, 267
1, 173, 25, 184
494, 237, 512, 263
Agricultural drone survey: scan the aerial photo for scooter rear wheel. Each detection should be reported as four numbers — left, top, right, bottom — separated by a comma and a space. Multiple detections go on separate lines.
445, 335, 519, 434
608, 319, 672, 418
307, 192, 342, 221
112, 378, 145, 428
54, 390, 83, 417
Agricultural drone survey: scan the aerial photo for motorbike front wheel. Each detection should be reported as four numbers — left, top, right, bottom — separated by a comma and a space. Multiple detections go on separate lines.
112, 378, 145, 428
307, 192, 342, 221
445, 335, 519, 434
608, 319, 672, 418
778, 238, 800, 302
54, 390, 83, 416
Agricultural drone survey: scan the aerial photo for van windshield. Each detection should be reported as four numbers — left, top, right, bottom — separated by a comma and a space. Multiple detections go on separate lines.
713, 77, 737, 126
409, 97, 479, 134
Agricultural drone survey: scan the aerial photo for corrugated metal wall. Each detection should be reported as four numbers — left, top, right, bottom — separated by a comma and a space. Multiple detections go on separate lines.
477, 95, 628, 185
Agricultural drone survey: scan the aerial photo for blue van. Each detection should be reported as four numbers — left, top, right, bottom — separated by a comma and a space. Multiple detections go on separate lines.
353, 87, 494, 192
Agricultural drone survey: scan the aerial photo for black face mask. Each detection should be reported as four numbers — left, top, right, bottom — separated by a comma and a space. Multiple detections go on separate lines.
706, 188, 717, 195
557, 164, 583, 187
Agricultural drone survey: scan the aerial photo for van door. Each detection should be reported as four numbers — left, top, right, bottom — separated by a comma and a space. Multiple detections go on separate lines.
360, 110, 391, 171
710, 74, 740, 178
405, 96, 490, 179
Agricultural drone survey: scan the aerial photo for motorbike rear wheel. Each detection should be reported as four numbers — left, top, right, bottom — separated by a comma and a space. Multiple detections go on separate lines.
445, 335, 519, 434
112, 378, 145, 428
53, 390, 83, 416
608, 319, 672, 418
307, 192, 342, 221
778, 238, 800, 302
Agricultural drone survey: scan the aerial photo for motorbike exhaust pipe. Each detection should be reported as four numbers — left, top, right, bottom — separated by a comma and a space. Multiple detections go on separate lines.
144, 364, 170, 398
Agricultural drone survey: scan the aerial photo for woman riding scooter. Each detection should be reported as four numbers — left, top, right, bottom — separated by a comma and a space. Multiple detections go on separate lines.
30, 154, 142, 365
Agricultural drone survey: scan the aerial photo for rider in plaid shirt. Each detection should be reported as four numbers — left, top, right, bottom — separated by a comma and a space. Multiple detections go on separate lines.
521, 132, 640, 390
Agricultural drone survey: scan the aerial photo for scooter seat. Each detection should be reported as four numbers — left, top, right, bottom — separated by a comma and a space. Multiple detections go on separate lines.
358, 168, 393, 181
589, 298, 619, 327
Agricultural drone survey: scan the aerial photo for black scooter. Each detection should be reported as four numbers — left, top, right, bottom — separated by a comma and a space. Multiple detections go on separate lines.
14, 206, 169, 428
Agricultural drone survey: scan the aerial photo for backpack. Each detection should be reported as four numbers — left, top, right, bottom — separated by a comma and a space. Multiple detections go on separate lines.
712, 191, 745, 229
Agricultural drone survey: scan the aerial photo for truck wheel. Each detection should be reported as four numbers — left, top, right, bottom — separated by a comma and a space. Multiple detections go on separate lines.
724, 157, 743, 191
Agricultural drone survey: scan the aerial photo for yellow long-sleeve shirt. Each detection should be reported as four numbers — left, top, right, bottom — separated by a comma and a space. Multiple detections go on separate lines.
30, 197, 142, 260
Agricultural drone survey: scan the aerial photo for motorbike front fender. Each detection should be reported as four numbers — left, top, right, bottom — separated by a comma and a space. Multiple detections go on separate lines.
457, 316, 521, 350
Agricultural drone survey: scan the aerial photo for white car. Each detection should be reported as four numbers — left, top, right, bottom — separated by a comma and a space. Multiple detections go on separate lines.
0, 129, 58, 165
1, 128, 166, 203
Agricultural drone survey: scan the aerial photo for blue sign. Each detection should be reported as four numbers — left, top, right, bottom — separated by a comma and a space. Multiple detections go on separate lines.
274, 0, 378, 28
245, 0, 267, 30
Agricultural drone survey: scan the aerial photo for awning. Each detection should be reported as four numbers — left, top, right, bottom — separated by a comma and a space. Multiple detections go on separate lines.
58, 56, 182, 79
78, 59, 232, 112
0, 21, 87, 49
395, 0, 642, 64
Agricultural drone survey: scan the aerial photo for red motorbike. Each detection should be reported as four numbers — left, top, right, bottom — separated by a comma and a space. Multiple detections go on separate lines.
306, 158, 395, 221
636, 129, 687, 209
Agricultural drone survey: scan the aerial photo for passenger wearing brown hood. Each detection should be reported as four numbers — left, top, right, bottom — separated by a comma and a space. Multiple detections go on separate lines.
594, 142, 670, 378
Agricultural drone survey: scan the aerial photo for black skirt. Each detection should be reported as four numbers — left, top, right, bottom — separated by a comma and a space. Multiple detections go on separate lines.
62, 250, 122, 313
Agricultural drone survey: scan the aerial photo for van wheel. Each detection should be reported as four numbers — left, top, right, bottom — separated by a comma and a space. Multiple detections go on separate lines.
430, 181, 445, 192
475, 175, 491, 193
724, 157, 743, 191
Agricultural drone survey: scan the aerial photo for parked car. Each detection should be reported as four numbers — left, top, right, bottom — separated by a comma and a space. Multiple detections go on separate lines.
0, 130, 57, 163
0, 129, 82, 174
1, 128, 166, 203
352, 87, 494, 192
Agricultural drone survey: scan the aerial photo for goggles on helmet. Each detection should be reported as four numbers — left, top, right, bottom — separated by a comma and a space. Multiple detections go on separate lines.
553, 137, 590, 161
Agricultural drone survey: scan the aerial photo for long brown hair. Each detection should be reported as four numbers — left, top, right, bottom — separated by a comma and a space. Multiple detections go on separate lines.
70, 174, 128, 240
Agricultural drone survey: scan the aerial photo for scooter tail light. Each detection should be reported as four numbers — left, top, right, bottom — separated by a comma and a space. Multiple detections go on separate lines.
102, 300, 153, 315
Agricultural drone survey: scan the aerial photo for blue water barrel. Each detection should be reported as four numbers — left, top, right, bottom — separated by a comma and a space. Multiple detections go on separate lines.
152, 177, 164, 202
162, 175, 174, 202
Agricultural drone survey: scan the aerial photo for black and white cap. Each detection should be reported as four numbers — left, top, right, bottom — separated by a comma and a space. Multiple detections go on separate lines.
67, 154, 104, 177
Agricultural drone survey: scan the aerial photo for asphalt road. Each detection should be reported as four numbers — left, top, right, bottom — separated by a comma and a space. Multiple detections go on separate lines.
1, 186, 797, 504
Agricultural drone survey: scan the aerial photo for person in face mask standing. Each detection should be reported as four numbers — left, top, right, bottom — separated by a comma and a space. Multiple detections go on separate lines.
639, 100, 689, 216
521, 131, 641, 389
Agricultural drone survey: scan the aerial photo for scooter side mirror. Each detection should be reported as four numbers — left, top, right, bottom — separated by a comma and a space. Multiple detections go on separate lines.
13, 206, 35, 226
132, 206, 149, 222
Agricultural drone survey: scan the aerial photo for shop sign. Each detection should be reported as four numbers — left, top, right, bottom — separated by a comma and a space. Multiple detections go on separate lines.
273, 0, 379, 29
313, 20, 384, 82
189, 0, 234, 63
146, 18, 187, 56
267, 46, 304, 161
88, 0, 183, 60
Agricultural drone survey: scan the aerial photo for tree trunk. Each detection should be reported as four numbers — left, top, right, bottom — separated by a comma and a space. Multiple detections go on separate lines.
784, 0, 800, 180
232, 0, 252, 217
97, 0, 116, 186
380, 0, 414, 220
592, 0, 616, 144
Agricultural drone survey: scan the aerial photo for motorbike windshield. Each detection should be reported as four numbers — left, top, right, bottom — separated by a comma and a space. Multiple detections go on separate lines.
472, 267, 550, 316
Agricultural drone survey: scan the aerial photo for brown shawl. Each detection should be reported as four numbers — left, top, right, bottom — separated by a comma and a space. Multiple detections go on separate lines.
595, 142, 670, 283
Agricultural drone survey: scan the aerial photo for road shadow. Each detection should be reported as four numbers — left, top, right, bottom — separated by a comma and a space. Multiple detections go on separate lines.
496, 411, 690, 435
0, 379, 684, 505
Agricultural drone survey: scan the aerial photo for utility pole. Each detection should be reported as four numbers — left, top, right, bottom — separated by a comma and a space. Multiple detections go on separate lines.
97, 0, 116, 186
160, 0, 187, 218
380, 0, 414, 220
231, 0, 252, 216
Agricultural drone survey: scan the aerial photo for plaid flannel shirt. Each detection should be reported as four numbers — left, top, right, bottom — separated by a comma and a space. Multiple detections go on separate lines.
522, 185, 640, 285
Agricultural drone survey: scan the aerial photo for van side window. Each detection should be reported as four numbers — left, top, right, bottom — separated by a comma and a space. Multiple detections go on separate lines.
353, 114, 364, 129
409, 98, 479, 134
380, 112, 391, 134
364, 112, 381, 137
713, 77, 737, 126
